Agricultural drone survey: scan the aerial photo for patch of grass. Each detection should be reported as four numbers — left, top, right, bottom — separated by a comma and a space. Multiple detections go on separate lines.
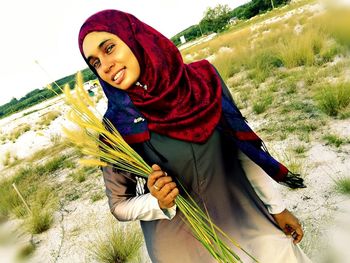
36, 110, 60, 127
0, 154, 64, 218
335, 177, 350, 195
25, 187, 57, 234
212, 51, 240, 81
323, 134, 346, 148
278, 29, 323, 68
69, 169, 86, 183
252, 93, 273, 114
316, 82, 350, 117
27, 206, 53, 234
272, 150, 306, 176
292, 145, 307, 154
65, 191, 81, 202
27, 141, 70, 162
50, 133, 61, 144
248, 49, 283, 83
89, 222, 143, 263
2, 151, 11, 166
16, 242, 36, 260
9, 123, 31, 141
91, 192, 104, 203
35, 155, 68, 175
2, 151, 19, 167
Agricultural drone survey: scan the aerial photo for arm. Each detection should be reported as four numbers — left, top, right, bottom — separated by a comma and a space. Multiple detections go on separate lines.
238, 149, 286, 214
102, 165, 176, 221
238, 150, 304, 243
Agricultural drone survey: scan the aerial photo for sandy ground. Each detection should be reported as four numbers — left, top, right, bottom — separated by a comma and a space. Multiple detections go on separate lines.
1, 86, 349, 263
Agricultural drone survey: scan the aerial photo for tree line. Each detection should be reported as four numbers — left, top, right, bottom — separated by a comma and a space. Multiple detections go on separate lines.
0, 68, 95, 119
171, 0, 290, 46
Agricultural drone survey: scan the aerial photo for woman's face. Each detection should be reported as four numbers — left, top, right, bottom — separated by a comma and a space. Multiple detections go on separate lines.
82, 31, 141, 90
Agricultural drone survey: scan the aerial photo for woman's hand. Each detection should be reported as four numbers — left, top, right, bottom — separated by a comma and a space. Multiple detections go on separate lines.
272, 209, 304, 244
147, 164, 179, 209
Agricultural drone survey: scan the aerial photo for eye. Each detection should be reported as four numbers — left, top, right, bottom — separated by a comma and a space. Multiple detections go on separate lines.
106, 44, 115, 54
91, 59, 101, 69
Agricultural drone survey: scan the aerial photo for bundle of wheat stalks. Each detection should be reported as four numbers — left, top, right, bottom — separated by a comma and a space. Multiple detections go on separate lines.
62, 72, 258, 263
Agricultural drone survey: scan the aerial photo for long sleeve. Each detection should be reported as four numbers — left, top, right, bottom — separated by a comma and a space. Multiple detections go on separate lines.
238, 150, 286, 214
102, 165, 176, 221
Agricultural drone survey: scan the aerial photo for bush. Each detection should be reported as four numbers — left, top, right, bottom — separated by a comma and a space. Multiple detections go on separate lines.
335, 177, 350, 195
89, 223, 144, 263
323, 134, 345, 148
9, 123, 31, 141
27, 206, 53, 234
316, 83, 350, 116
37, 110, 60, 127
252, 93, 273, 114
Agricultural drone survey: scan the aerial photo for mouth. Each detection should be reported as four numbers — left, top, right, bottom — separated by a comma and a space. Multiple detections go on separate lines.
112, 66, 126, 85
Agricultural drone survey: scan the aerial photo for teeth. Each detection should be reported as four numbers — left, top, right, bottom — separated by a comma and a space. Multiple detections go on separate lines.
114, 69, 124, 81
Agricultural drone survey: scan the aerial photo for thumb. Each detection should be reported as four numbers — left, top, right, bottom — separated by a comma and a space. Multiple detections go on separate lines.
152, 164, 161, 171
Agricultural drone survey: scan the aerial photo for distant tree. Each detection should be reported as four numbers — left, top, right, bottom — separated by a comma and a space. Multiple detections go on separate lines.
230, 0, 290, 19
199, 4, 232, 33
171, 25, 202, 46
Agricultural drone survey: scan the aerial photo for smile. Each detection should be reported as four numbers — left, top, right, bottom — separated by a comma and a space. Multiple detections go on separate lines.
113, 67, 126, 84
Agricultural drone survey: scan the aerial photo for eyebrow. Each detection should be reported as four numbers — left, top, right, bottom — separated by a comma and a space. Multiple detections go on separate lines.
86, 39, 111, 63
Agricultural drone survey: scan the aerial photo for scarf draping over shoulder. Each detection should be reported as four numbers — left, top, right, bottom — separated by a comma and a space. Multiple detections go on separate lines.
78, 9, 305, 188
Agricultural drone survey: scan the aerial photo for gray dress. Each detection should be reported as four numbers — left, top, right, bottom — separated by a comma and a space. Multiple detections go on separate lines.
102, 130, 312, 263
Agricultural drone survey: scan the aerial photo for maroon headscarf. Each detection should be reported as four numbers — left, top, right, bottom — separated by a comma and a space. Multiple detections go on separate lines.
78, 9, 222, 143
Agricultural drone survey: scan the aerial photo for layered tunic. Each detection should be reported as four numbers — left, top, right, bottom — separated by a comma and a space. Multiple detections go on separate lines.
102, 130, 311, 263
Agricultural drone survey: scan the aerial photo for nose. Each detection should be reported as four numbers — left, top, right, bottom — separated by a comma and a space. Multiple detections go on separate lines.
101, 57, 114, 74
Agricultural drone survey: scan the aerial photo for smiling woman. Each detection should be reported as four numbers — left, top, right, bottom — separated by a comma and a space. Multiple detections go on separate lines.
82, 32, 141, 90
77, 9, 311, 263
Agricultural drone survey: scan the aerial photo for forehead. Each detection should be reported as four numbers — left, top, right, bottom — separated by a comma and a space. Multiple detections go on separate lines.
82, 31, 118, 58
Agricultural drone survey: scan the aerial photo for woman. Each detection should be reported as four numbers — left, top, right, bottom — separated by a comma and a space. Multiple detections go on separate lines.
78, 9, 312, 263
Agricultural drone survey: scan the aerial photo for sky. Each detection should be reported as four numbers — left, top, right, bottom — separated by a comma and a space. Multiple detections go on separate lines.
0, 0, 250, 105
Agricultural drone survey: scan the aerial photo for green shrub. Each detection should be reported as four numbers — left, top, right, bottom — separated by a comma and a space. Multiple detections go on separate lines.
27, 206, 53, 234
16, 242, 36, 260
335, 177, 350, 195
69, 169, 86, 183
37, 110, 60, 127
323, 134, 345, 147
293, 145, 306, 154
316, 83, 350, 116
91, 192, 104, 202
89, 223, 143, 263
248, 49, 283, 82
9, 123, 31, 141
0, 155, 63, 219
252, 93, 273, 114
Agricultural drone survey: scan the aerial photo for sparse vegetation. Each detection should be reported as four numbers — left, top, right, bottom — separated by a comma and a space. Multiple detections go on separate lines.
69, 168, 86, 183
323, 134, 346, 148
9, 123, 31, 141
89, 223, 143, 263
91, 192, 104, 202
292, 144, 307, 155
316, 83, 350, 117
17, 241, 36, 260
27, 206, 54, 234
335, 177, 350, 195
37, 110, 61, 127
0, 154, 65, 219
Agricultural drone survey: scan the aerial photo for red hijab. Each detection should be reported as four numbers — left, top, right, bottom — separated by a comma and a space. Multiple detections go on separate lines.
78, 9, 222, 143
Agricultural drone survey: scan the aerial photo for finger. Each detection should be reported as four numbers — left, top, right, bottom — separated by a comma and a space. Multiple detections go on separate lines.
157, 182, 177, 198
161, 188, 179, 206
147, 170, 167, 188
293, 225, 303, 244
152, 164, 162, 171
155, 177, 173, 188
